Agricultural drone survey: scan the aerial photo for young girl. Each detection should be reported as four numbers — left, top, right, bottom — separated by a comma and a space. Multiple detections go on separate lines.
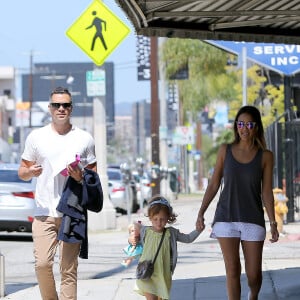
134, 195, 202, 300
121, 221, 143, 267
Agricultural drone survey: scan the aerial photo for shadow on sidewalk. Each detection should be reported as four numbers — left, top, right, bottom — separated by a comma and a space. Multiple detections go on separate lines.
170, 267, 300, 300
5, 282, 36, 296
91, 266, 127, 279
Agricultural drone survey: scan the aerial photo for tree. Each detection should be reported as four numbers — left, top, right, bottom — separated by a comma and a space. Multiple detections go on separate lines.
161, 38, 286, 178
162, 39, 285, 128
228, 64, 267, 120
161, 39, 239, 123
263, 84, 285, 125
228, 64, 285, 127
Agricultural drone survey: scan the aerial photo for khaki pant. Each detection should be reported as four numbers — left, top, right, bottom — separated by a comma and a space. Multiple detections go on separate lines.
32, 217, 80, 300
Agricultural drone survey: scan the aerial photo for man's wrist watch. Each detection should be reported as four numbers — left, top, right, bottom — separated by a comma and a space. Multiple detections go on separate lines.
77, 175, 84, 185
77, 171, 84, 185
270, 221, 277, 226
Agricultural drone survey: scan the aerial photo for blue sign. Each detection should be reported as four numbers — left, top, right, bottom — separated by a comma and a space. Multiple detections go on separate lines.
206, 40, 300, 76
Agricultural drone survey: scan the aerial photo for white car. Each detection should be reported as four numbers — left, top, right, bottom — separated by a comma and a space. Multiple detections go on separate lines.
107, 167, 138, 214
133, 172, 152, 208
0, 163, 36, 232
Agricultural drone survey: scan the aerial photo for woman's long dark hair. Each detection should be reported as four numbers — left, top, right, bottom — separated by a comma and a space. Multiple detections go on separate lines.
233, 105, 266, 150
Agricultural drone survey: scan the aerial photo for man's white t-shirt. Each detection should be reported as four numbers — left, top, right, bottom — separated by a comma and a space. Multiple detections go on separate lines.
21, 124, 96, 217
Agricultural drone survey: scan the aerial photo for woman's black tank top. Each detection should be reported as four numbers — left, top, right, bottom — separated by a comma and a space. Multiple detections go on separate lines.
213, 144, 265, 228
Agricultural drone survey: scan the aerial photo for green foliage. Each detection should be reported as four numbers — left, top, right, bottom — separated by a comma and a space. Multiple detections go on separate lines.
201, 129, 234, 175
161, 39, 239, 121
228, 64, 285, 127
228, 65, 265, 119
206, 130, 234, 161
200, 134, 214, 175
161, 39, 285, 129
262, 84, 285, 126
161, 39, 227, 77
161, 38, 286, 177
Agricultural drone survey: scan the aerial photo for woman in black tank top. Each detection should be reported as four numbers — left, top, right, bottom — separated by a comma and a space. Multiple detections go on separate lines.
196, 106, 279, 300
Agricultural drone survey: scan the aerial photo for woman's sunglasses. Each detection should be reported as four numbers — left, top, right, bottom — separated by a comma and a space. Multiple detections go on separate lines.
236, 121, 256, 129
49, 102, 72, 109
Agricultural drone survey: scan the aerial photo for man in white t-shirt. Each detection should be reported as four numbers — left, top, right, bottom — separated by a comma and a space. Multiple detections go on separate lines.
18, 87, 97, 300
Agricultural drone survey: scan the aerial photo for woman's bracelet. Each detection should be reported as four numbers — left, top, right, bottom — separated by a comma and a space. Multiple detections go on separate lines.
270, 221, 277, 226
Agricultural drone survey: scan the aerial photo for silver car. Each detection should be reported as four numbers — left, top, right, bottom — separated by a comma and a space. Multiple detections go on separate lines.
0, 163, 36, 232
107, 167, 138, 214
132, 171, 152, 208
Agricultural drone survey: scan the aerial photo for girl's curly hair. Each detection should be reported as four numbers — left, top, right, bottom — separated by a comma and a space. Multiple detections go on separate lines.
147, 194, 177, 224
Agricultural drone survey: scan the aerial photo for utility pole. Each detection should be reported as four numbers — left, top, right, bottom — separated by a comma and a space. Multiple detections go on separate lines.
88, 68, 116, 230
158, 37, 170, 198
92, 96, 116, 230
29, 50, 33, 128
196, 120, 203, 190
150, 36, 160, 195
242, 47, 247, 106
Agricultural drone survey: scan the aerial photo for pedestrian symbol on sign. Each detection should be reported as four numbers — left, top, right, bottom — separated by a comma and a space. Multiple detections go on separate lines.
85, 11, 108, 51
66, 0, 130, 66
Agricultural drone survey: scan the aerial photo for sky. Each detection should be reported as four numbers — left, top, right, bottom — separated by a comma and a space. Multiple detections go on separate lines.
0, 0, 150, 104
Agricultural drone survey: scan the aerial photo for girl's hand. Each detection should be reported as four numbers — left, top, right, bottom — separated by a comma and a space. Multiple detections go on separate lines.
128, 235, 138, 246
196, 215, 205, 232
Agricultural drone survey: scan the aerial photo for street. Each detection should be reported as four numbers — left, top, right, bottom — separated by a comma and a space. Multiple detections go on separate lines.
0, 194, 218, 292
1, 194, 300, 299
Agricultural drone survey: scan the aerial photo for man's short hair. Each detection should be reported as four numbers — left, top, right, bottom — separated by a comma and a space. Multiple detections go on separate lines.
50, 87, 72, 98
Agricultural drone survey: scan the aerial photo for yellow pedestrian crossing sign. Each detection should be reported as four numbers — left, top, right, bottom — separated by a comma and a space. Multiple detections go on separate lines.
66, 0, 130, 66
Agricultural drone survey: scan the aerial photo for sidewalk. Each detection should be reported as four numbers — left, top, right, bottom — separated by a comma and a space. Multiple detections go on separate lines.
2, 193, 300, 299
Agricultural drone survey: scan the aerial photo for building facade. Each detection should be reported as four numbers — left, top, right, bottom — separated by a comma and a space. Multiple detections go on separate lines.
21, 62, 115, 140
0, 66, 16, 161
132, 99, 151, 159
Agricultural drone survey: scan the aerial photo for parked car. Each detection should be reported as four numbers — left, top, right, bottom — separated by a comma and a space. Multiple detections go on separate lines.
107, 167, 139, 214
132, 171, 152, 208
0, 163, 36, 232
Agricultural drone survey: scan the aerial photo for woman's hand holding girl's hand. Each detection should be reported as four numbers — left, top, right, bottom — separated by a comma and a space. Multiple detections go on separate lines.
196, 215, 205, 232
269, 224, 279, 243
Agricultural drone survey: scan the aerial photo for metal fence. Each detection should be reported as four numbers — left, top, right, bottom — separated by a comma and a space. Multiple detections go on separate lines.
266, 120, 300, 222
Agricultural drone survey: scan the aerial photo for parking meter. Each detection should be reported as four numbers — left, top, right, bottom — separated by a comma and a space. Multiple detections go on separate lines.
120, 163, 132, 222
120, 163, 131, 183
151, 165, 160, 179
160, 166, 168, 180
136, 158, 145, 177
136, 158, 145, 211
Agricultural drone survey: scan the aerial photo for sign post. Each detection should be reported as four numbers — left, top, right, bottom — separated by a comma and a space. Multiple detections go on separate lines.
66, 0, 130, 229
172, 126, 194, 146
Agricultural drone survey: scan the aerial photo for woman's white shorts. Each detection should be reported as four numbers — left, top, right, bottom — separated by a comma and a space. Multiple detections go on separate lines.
210, 222, 266, 241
